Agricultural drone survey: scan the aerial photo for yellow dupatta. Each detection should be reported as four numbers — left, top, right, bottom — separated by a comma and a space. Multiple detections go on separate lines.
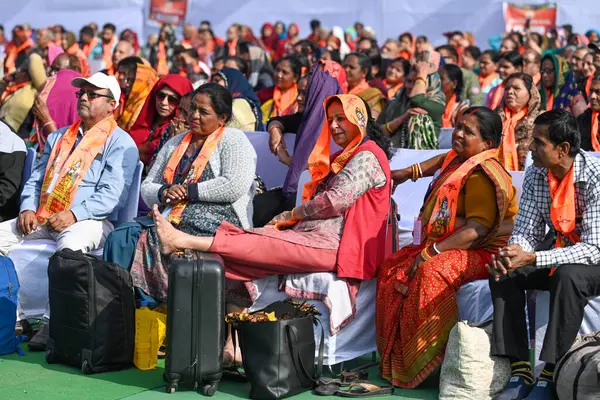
36, 116, 118, 222
116, 64, 159, 131
163, 126, 225, 225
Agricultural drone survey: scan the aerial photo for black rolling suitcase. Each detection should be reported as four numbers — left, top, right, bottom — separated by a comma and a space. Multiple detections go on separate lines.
163, 251, 225, 396
45, 249, 135, 374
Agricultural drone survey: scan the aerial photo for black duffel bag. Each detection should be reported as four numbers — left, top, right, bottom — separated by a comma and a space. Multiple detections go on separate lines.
231, 300, 324, 399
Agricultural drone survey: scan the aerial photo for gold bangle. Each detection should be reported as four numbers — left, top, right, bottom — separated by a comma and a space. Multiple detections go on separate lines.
385, 122, 393, 134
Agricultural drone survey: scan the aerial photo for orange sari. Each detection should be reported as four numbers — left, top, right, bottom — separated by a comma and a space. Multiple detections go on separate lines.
116, 64, 159, 131
163, 127, 225, 225
376, 150, 513, 388
545, 89, 555, 111
36, 116, 118, 222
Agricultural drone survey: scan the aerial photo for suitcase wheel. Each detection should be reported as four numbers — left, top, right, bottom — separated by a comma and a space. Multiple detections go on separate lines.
45, 349, 55, 364
81, 360, 92, 375
201, 383, 218, 397
166, 382, 178, 394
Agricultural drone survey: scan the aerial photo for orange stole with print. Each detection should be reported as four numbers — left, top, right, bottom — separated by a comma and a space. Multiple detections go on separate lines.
302, 94, 367, 203
163, 127, 225, 225
116, 64, 159, 131
157, 41, 169, 76
36, 117, 118, 222
548, 165, 581, 275
426, 149, 501, 238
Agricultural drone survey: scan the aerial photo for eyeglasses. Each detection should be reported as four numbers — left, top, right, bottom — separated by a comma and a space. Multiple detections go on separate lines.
540, 68, 555, 74
75, 90, 114, 100
156, 91, 180, 106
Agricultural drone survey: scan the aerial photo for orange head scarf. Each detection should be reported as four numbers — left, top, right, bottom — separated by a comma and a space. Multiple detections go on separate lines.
302, 94, 367, 203
498, 106, 528, 171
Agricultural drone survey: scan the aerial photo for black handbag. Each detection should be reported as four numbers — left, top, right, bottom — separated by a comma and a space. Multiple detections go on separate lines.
252, 188, 296, 227
232, 301, 324, 400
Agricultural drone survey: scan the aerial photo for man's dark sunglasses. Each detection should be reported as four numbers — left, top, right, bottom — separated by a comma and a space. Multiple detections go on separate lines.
75, 90, 114, 100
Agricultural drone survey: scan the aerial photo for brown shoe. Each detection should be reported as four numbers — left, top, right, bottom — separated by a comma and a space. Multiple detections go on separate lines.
28, 323, 49, 352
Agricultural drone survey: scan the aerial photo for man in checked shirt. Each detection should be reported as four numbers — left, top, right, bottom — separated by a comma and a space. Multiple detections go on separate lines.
489, 110, 600, 400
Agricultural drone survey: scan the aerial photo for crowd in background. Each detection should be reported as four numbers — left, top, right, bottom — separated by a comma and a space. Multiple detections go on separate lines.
1, 16, 600, 399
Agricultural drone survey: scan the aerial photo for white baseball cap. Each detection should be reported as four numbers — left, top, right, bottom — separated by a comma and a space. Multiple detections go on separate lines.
72, 72, 121, 107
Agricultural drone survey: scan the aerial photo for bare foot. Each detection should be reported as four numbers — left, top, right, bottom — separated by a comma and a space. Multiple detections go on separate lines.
223, 342, 243, 368
152, 204, 187, 255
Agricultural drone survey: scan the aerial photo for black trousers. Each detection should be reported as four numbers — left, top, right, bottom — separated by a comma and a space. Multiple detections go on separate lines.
489, 264, 600, 364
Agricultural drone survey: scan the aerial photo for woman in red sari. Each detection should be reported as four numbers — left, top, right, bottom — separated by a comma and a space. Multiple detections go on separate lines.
376, 106, 519, 388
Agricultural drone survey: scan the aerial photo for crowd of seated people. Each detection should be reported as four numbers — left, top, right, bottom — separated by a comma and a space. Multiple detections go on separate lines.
2, 18, 600, 399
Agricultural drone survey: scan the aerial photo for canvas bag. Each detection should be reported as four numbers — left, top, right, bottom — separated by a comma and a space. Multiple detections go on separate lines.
440, 320, 511, 400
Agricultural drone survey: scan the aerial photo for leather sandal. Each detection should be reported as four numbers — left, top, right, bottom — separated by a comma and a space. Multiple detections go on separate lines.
336, 381, 394, 397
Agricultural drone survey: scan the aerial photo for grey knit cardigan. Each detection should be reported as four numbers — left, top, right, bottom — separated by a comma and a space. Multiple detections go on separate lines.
141, 127, 257, 229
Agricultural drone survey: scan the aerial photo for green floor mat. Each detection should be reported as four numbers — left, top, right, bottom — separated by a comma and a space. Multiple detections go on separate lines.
0, 345, 439, 399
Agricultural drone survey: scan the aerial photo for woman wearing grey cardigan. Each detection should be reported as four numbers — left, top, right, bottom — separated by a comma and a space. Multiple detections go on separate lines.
130, 84, 257, 303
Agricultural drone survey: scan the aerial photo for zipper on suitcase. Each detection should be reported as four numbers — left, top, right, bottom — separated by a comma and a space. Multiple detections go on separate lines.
191, 254, 200, 389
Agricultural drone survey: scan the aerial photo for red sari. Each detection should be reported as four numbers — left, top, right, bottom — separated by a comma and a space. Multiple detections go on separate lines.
376, 153, 514, 388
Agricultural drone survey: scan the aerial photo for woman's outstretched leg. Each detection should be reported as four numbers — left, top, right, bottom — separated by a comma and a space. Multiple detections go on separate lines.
152, 205, 214, 254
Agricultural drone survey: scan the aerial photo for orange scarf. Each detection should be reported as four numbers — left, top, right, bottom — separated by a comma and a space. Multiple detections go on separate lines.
489, 82, 505, 110
0, 81, 29, 102
157, 41, 169, 76
4, 39, 34, 74
181, 39, 193, 50
532, 72, 541, 86
442, 93, 457, 128
348, 80, 371, 96
36, 116, 118, 222
302, 94, 367, 203
478, 72, 499, 91
116, 64, 159, 131
66, 44, 91, 78
427, 149, 498, 236
548, 164, 580, 276
545, 90, 554, 111
163, 127, 225, 224
228, 39, 238, 56
591, 111, 600, 151
272, 84, 299, 117
585, 75, 593, 102
498, 106, 528, 171
82, 38, 99, 58
384, 80, 403, 99
102, 38, 116, 71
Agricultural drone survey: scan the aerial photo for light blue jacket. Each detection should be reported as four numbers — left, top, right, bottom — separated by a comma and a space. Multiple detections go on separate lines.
20, 124, 139, 222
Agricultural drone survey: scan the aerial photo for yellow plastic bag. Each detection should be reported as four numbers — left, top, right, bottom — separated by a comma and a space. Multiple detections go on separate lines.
133, 303, 167, 371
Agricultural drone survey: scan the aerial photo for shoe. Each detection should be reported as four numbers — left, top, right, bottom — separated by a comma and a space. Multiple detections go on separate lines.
28, 322, 49, 352
494, 376, 534, 400
524, 379, 556, 399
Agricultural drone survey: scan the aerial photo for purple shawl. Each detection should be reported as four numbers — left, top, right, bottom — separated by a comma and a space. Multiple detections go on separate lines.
46, 69, 81, 130
283, 69, 343, 196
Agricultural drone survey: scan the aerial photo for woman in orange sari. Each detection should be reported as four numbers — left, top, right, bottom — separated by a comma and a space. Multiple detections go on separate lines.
258, 55, 302, 124
344, 52, 386, 119
376, 106, 518, 389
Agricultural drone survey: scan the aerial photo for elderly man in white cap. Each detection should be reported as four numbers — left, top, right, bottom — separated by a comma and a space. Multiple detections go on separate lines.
0, 72, 139, 350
